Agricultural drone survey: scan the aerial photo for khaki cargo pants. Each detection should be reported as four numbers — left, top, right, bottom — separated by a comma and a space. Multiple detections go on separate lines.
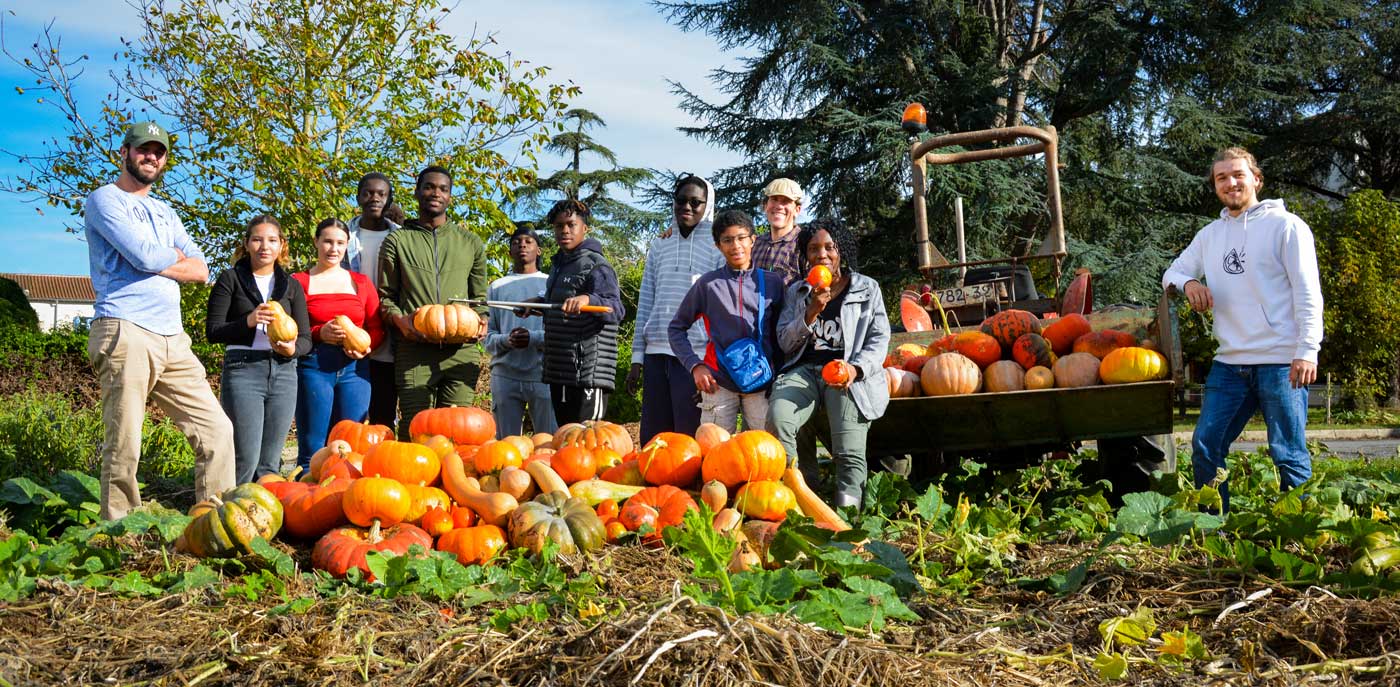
87, 318, 235, 520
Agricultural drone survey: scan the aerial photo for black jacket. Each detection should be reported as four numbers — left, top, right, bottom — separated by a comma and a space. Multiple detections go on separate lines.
542, 237, 625, 389
206, 258, 312, 358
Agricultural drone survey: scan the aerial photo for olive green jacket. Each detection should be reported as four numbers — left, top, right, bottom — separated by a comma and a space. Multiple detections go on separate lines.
377, 219, 489, 333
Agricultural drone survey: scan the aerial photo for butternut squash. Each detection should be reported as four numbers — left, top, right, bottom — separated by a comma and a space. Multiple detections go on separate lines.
568, 479, 646, 507
441, 450, 517, 527
781, 467, 850, 531
523, 460, 569, 495
728, 528, 761, 572
498, 466, 535, 501
712, 507, 742, 533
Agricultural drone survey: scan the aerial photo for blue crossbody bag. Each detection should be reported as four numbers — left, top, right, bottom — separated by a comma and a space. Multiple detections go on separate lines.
715, 269, 773, 393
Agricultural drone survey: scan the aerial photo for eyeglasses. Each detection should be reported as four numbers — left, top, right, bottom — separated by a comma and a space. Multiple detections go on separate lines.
673, 197, 705, 209
718, 234, 754, 246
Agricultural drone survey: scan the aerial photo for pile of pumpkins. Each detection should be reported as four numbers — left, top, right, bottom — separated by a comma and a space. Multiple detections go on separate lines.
883, 310, 1169, 398
174, 411, 846, 578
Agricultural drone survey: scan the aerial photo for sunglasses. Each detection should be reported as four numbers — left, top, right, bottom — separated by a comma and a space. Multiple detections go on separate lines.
673, 197, 706, 209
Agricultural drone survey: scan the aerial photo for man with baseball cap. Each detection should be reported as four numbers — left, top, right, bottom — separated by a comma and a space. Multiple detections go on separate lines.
84, 121, 236, 519
752, 178, 804, 285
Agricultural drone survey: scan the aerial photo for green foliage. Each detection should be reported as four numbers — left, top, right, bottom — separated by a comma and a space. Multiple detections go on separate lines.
4, 0, 576, 265
0, 277, 39, 330
1305, 192, 1400, 405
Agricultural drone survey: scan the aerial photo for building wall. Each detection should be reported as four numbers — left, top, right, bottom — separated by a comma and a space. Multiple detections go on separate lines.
30, 301, 95, 331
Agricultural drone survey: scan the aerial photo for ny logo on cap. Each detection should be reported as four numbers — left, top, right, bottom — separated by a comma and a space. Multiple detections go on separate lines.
148, 124, 162, 136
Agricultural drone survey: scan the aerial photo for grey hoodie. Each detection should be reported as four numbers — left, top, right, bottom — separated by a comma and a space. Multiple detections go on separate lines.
776, 273, 891, 421
631, 176, 725, 362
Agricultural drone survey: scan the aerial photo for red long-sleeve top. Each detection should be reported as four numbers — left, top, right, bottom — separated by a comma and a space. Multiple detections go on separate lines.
292, 270, 386, 351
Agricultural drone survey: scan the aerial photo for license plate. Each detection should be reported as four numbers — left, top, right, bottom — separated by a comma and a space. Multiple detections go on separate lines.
936, 282, 1000, 307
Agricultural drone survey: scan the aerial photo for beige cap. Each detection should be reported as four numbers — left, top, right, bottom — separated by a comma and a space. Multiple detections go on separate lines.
762, 178, 803, 202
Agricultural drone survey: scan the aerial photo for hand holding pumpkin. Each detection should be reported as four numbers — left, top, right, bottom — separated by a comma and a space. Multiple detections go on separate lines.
271, 339, 296, 357
319, 318, 345, 344
246, 303, 275, 328
821, 359, 856, 389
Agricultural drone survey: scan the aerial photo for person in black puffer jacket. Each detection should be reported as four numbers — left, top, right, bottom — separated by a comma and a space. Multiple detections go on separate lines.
538, 200, 625, 424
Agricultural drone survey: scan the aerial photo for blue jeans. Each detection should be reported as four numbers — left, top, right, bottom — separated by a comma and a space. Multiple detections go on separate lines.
296, 343, 371, 470
491, 374, 557, 438
221, 349, 298, 484
1192, 361, 1311, 512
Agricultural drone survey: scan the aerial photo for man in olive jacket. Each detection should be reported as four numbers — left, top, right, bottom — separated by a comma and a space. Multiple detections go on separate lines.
378, 166, 490, 438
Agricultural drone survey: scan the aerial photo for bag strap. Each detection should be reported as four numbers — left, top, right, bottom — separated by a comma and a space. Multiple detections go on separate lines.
732, 268, 766, 345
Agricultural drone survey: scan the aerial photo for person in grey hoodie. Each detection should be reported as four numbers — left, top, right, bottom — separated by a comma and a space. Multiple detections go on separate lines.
767, 218, 890, 509
627, 175, 725, 442
485, 227, 556, 438
1162, 147, 1323, 512
669, 209, 785, 434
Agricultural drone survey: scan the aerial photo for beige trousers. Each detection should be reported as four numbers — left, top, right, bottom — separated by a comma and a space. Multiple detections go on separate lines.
87, 318, 235, 519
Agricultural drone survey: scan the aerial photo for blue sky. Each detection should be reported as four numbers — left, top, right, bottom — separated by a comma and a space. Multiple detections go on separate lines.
0, 1, 747, 276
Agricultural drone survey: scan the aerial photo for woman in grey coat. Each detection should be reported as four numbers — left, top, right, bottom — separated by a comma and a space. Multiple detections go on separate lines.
767, 218, 890, 508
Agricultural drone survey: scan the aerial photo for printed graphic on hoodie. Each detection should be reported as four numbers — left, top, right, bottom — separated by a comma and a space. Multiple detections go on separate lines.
1223, 248, 1245, 275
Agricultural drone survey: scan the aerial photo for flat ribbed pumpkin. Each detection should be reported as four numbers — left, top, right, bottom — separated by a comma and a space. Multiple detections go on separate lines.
920, 353, 982, 396
1099, 346, 1168, 384
701, 430, 787, 489
412, 303, 481, 343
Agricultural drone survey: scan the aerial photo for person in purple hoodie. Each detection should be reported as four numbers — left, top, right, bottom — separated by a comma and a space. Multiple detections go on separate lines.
668, 210, 785, 434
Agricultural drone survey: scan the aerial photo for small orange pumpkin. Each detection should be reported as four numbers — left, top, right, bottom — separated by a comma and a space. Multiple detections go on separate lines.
437, 525, 506, 566
550, 445, 598, 484
821, 360, 853, 386
701, 430, 788, 490
733, 480, 798, 521
952, 331, 1002, 368
327, 420, 393, 456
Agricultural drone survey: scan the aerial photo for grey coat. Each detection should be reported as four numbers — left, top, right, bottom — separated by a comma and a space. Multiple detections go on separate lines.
776, 272, 891, 421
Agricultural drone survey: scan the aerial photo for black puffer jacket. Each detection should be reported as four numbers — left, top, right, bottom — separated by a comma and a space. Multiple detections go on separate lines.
542, 237, 625, 390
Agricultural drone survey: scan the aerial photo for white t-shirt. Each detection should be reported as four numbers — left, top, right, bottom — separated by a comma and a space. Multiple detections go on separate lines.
349, 216, 399, 362
229, 272, 274, 352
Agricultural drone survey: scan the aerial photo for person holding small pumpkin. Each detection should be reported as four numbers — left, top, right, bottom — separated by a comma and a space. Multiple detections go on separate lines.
766, 218, 890, 509
292, 217, 385, 470
206, 215, 312, 484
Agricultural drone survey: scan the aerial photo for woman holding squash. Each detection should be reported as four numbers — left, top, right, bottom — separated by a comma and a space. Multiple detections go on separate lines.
292, 218, 385, 471
765, 219, 890, 509
207, 215, 312, 485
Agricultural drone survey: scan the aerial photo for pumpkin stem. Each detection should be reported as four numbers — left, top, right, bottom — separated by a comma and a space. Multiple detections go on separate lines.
929, 291, 952, 337
288, 466, 304, 482
368, 519, 383, 544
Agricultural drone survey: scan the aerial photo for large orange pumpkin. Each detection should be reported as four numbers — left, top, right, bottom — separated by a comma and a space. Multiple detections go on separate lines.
981, 309, 1041, 353
437, 525, 507, 566
281, 476, 351, 540
361, 441, 441, 486
311, 521, 432, 580
552, 420, 635, 456
1053, 352, 1102, 388
701, 430, 787, 489
1073, 329, 1137, 359
733, 480, 798, 521
983, 360, 1026, 393
409, 406, 495, 446
1099, 346, 1168, 384
342, 476, 412, 527
618, 485, 698, 540
550, 445, 598, 484
1042, 313, 1091, 356
412, 303, 482, 343
636, 432, 704, 487
1011, 333, 1057, 370
952, 331, 1002, 369
920, 353, 982, 396
327, 420, 393, 456
472, 439, 524, 475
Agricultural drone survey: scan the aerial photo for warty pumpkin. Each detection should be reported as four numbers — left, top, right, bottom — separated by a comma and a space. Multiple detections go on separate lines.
981, 309, 1041, 353
1011, 333, 1057, 370
175, 483, 284, 558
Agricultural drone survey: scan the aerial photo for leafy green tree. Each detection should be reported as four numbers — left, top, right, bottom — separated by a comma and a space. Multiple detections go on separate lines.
3, 0, 576, 267
510, 109, 662, 262
1305, 192, 1400, 406
0, 277, 39, 330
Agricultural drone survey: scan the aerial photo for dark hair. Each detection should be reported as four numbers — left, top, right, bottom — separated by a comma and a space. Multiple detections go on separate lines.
231, 214, 289, 267
416, 165, 452, 189
798, 218, 859, 272
547, 198, 591, 225
383, 203, 406, 225
509, 225, 545, 270
357, 172, 395, 207
315, 217, 350, 240
711, 209, 754, 243
674, 174, 707, 197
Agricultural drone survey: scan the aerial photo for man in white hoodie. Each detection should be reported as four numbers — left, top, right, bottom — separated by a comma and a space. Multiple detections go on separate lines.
1162, 147, 1323, 512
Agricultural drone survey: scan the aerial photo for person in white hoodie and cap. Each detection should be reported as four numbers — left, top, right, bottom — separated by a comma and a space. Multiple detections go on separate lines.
1162, 147, 1323, 512
627, 174, 725, 443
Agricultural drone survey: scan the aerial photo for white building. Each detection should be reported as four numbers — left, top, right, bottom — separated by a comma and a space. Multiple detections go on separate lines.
1, 273, 96, 330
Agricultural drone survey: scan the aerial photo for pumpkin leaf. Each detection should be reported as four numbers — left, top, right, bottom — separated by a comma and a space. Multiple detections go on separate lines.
0, 477, 57, 507
249, 537, 295, 578
165, 564, 221, 594
1113, 491, 1222, 545
1092, 651, 1129, 680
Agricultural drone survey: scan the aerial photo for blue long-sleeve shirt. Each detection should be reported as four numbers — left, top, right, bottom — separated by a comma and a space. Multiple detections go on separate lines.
668, 266, 784, 393
84, 184, 203, 335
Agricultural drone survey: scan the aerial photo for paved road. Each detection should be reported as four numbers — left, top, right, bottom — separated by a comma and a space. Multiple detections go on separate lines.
1233, 439, 1400, 459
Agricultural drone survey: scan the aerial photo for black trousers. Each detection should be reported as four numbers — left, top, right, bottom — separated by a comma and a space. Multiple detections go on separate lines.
367, 358, 398, 430
550, 384, 609, 425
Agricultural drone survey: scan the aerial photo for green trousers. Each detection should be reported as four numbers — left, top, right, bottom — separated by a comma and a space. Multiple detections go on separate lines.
766, 363, 871, 507
396, 342, 483, 440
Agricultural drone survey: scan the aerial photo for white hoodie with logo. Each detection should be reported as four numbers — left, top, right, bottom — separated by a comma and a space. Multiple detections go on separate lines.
1162, 199, 1323, 365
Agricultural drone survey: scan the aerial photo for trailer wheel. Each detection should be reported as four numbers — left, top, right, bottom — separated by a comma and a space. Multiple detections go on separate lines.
1096, 434, 1177, 503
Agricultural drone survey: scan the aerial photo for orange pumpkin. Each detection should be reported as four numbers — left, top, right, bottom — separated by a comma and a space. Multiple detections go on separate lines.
920, 353, 982, 396
636, 432, 704, 487
281, 476, 351, 540
885, 367, 920, 398
1041, 313, 1091, 356
342, 476, 412, 527
419, 506, 454, 538
821, 359, 853, 386
981, 309, 1041, 353
1011, 333, 1057, 370
334, 314, 372, 355
883, 342, 929, 370
1024, 365, 1055, 390
599, 458, 646, 486
472, 440, 524, 475
418, 434, 457, 459
409, 406, 495, 446
927, 333, 958, 355
361, 440, 441, 486
412, 303, 482, 344
1053, 352, 1102, 388
595, 498, 621, 521
264, 301, 299, 345
983, 360, 1026, 393
1072, 329, 1137, 359
694, 423, 732, 456
449, 504, 477, 529
899, 294, 934, 332
701, 430, 787, 489
401, 484, 451, 524
551, 445, 598, 484
733, 480, 798, 521
952, 331, 1002, 369
618, 485, 698, 540
308, 440, 355, 481
552, 420, 635, 456
437, 525, 507, 566
1099, 346, 1168, 384
593, 447, 624, 471
327, 420, 393, 456
319, 449, 364, 482
311, 521, 432, 581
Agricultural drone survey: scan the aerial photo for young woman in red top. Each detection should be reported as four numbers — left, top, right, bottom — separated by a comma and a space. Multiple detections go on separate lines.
292, 218, 385, 470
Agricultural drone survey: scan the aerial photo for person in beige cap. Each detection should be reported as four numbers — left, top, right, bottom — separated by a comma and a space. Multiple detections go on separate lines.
752, 178, 804, 285
84, 121, 236, 519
